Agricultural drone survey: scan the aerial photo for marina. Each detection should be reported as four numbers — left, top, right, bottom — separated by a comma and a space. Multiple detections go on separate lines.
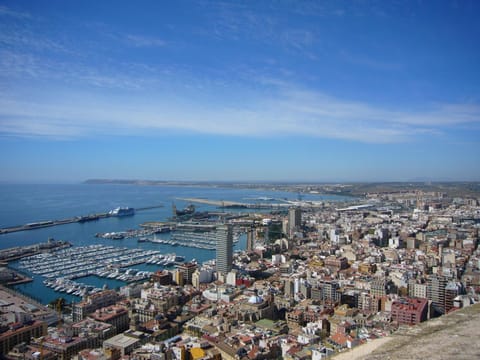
95, 224, 173, 240
16, 244, 182, 297
0, 183, 349, 304
139, 222, 242, 250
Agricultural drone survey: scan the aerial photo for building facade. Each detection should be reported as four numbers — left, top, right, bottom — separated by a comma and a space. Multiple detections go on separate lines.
177, 262, 198, 285
246, 226, 255, 252
73, 290, 120, 322
216, 224, 233, 275
427, 274, 448, 315
0, 320, 47, 355
391, 297, 428, 325
288, 207, 302, 237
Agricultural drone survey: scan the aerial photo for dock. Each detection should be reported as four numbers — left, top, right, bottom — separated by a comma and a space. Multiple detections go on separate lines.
177, 197, 246, 207
177, 197, 291, 209
0, 239, 71, 262
17, 244, 173, 297
0, 204, 164, 235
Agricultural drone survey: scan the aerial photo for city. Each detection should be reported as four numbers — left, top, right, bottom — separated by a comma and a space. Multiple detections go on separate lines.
1, 183, 479, 359
1, 0, 479, 359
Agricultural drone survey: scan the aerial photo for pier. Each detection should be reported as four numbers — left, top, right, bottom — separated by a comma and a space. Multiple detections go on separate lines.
0, 204, 164, 235
0, 239, 71, 262
177, 197, 246, 207
177, 197, 291, 209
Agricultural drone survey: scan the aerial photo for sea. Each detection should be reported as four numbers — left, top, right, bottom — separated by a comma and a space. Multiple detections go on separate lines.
0, 183, 353, 304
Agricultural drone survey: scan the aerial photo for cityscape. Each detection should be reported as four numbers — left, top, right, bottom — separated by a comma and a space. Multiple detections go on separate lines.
0, 181, 479, 359
1, 1, 480, 360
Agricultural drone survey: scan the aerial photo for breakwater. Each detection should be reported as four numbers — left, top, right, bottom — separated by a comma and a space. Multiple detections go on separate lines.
0, 204, 164, 235
177, 197, 292, 209
0, 239, 71, 262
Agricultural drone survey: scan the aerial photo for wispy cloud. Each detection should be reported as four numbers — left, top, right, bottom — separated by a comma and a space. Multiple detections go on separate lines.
0, 49, 41, 78
0, 5, 31, 19
0, 49, 158, 90
201, 1, 319, 54
1, 82, 478, 143
1, 2, 478, 146
0, 17, 73, 56
280, 29, 315, 51
124, 34, 166, 47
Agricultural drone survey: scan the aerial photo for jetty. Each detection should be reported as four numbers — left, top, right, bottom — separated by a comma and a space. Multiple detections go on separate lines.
0, 204, 164, 235
0, 239, 71, 262
176, 197, 291, 209
177, 197, 246, 207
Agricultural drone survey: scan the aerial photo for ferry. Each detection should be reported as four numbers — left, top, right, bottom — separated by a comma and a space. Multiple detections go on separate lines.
108, 207, 135, 217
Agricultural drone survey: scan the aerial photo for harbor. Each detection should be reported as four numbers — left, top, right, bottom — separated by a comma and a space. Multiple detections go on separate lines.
16, 244, 184, 297
97, 220, 244, 250
0, 204, 164, 235
0, 238, 71, 262
0, 183, 342, 304
146, 231, 240, 250
177, 197, 293, 209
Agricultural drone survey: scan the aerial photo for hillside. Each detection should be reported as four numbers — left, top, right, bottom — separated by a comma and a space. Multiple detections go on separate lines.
333, 303, 480, 360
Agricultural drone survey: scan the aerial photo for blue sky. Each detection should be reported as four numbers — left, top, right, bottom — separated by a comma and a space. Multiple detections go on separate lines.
0, 0, 479, 182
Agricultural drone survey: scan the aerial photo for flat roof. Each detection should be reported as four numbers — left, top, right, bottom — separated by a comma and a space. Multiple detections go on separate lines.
104, 334, 139, 348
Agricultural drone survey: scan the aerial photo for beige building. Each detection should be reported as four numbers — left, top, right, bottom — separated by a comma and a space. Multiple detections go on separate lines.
0, 320, 47, 355
73, 290, 120, 322
89, 305, 129, 334
103, 333, 140, 356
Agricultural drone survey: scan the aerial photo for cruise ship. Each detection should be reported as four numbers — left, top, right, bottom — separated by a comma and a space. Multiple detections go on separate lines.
108, 207, 135, 217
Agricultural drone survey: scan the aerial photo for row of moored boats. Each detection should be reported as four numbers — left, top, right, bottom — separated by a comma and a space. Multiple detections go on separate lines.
18, 244, 185, 298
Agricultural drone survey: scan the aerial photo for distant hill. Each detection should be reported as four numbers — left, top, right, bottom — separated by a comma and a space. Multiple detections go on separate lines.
84, 179, 163, 185
83, 179, 480, 197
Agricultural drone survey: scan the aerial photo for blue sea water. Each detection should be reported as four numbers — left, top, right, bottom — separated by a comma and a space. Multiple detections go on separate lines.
0, 183, 352, 304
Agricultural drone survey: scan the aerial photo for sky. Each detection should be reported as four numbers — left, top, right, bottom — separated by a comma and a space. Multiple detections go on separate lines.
0, 0, 479, 183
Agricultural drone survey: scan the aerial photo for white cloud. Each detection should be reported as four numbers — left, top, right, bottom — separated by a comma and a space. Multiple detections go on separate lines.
0, 83, 478, 144
0, 5, 31, 19
0, 5, 478, 145
0, 31, 66, 52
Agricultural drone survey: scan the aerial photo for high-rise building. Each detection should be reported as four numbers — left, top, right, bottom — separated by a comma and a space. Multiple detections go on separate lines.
288, 207, 302, 237
370, 278, 388, 297
216, 224, 233, 275
246, 225, 255, 251
174, 269, 184, 286
177, 262, 198, 285
408, 279, 427, 299
192, 270, 200, 289
427, 274, 448, 315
